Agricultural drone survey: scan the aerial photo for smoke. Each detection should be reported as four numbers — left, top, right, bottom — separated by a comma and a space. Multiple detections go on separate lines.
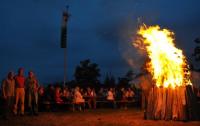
117, 17, 149, 73
119, 40, 146, 73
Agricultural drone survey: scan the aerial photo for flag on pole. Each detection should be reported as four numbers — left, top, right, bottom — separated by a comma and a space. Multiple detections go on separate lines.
60, 10, 69, 48
61, 23, 67, 48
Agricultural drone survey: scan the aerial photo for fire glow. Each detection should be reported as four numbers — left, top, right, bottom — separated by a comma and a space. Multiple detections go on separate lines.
134, 24, 192, 88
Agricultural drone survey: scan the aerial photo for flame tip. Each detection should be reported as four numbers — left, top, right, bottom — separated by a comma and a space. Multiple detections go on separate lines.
134, 24, 192, 88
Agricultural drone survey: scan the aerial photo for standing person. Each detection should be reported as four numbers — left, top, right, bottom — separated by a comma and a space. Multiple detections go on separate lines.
197, 89, 200, 101
13, 68, 26, 116
25, 71, 39, 116
87, 87, 96, 109
1, 71, 15, 119
119, 88, 128, 110
139, 73, 153, 119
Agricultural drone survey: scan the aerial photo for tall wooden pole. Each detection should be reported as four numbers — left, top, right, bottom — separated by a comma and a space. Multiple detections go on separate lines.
64, 45, 67, 86
61, 6, 70, 87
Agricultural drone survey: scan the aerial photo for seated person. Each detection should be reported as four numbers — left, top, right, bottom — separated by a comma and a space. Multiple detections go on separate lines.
54, 86, 64, 104
127, 88, 135, 101
73, 86, 85, 111
62, 87, 71, 102
98, 87, 106, 101
107, 88, 115, 108
44, 84, 55, 102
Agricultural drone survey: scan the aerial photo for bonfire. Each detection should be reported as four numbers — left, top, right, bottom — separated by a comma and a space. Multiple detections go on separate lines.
134, 24, 199, 121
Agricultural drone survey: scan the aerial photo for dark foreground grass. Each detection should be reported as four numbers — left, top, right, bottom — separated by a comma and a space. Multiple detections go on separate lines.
0, 109, 199, 126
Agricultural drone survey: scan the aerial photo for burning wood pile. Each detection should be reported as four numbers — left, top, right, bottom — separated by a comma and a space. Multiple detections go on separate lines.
134, 24, 200, 121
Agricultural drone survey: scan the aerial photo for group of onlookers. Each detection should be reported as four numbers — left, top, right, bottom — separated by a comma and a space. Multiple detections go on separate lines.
38, 85, 135, 111
1, 68, 39, 119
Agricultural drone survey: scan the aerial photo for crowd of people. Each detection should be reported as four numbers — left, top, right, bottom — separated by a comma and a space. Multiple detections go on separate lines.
39, 84, 136, 111
0, 68, 136, 120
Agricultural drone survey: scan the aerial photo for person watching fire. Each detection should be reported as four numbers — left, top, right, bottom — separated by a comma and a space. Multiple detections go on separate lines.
13, 68, 26, 116
25, 71, 39, 116
1, 71, 15, 119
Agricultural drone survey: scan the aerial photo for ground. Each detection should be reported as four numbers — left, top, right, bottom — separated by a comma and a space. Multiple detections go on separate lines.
0, 109, 200, 126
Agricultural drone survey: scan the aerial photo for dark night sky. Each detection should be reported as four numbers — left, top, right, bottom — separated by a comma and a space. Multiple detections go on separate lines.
0, 0, 200, 83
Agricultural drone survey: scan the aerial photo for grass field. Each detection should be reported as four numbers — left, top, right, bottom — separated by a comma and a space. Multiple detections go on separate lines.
0, 109, 200, 126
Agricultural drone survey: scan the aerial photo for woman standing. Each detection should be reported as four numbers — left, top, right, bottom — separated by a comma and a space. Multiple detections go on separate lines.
25, 71, 39, 116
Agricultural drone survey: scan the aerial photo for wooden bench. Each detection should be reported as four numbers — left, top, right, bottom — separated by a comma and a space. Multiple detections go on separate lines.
41, 101, 75, 112
40, 99, 137, 112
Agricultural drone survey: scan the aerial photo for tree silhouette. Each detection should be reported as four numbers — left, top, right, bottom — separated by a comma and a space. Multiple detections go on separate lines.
192, 37, 200, 71
104, 74, 116, 87
118, 70, 135, 88
74, 59, 100, 87
193, 38, 200, 61
125, 70, 135, 81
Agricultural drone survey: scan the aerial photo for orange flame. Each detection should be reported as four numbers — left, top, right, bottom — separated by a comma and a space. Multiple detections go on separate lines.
134, 24, 192, 88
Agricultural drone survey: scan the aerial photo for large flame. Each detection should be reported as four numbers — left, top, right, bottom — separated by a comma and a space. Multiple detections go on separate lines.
134, 24, 191, 88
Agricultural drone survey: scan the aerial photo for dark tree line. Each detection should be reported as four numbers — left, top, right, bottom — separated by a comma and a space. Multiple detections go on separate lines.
74, 59, 101, 87
192, 38, 200, 71
67, 59, 136, 88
